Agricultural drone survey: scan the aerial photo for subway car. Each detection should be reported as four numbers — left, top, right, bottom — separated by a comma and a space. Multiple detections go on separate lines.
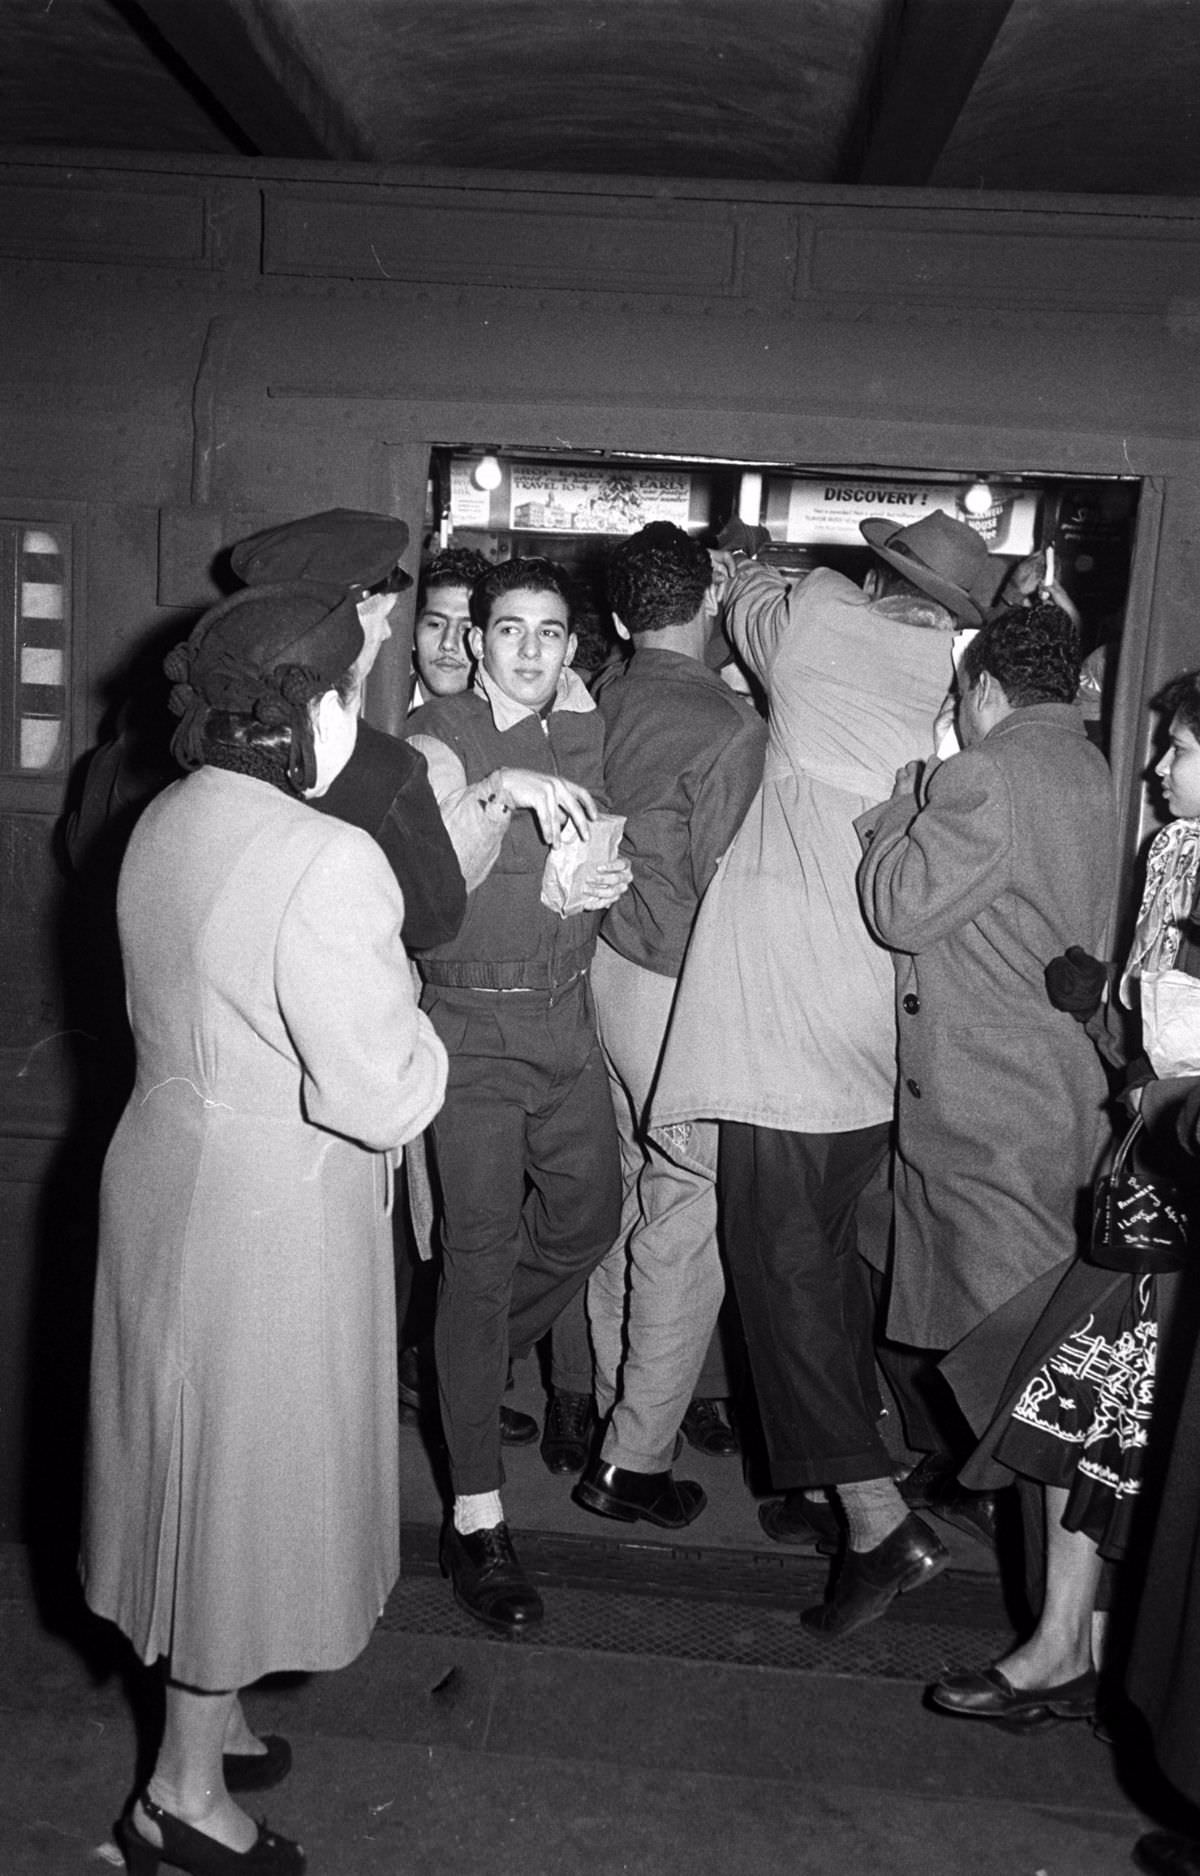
0, 147, 1197, 1549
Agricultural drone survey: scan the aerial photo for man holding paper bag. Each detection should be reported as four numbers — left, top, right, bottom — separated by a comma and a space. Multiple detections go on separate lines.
406, 556, 631, 1634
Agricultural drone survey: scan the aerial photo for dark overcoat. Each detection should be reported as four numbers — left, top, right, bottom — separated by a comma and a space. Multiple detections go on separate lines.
1125, 1074, 1200, 1804
858, 703, 1117, 1351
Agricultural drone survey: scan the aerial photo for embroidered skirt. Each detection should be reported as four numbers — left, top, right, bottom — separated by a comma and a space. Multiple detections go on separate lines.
991, 1273, 1159, 1560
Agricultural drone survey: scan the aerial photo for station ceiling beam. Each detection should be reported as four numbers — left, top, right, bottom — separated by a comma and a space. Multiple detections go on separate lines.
851, 0, 1016, 186
128, 0, 374, 161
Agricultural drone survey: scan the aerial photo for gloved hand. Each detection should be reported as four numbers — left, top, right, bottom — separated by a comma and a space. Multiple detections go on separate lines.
1044, 946, 1108, 1020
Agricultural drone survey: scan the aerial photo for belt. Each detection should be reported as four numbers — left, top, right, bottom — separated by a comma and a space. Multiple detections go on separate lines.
420, 954, 592, 996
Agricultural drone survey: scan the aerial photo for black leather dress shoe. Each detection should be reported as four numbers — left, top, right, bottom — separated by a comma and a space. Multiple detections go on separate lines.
897, 1451, 960, 1508
441, 1522, 544, 1634
899, 1456, 1002, 1548
223, 1732, 293, 1793
928, 1662, 1097, 1723
681, 1397, 741, 1458
574, 1460, 706, 1528
800, 1512, 948, 1638
757, 1489, 840, 1552
928, 1489, 1000, 1549
1134, 1831, 1200, 1875
540, 1390, 596, 1475
499, 1405, 539, 1445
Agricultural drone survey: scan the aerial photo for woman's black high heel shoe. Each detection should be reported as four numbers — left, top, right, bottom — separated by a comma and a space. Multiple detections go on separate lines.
115, 1791, 306, 1874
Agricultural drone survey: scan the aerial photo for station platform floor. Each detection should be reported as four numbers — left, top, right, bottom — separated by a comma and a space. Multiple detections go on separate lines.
1, 1359, 1184, 1876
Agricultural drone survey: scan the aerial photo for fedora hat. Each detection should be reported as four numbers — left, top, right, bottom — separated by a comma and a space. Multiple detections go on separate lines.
860, 509, 1007, 626
231, 509, 412, 593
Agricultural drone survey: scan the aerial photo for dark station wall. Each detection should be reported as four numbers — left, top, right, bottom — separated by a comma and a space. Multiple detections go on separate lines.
0, 149, 1198, 1537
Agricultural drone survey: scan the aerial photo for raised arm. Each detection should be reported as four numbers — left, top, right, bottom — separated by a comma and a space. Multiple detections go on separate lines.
858, 746, 1014, 954
710, 553, 800, 685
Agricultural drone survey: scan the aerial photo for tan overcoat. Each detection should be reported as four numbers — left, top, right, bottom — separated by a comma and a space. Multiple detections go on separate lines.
82, 767, 447, 1690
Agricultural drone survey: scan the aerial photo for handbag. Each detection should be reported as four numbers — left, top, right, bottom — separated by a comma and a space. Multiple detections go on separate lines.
1089, 1112, 1191, 1274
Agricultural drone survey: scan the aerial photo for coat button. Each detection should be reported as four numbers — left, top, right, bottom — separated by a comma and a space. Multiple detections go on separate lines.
902, 993, 920, 1014
906, 1077, 922, 1098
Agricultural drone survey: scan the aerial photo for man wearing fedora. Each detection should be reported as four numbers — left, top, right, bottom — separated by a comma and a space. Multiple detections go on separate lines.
652, 509, 1006, 1637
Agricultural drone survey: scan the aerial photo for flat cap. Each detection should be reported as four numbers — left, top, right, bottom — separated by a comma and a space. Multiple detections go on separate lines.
230, 508, 412, 592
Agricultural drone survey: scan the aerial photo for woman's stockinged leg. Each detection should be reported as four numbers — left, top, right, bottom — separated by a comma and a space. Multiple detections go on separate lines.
221, 1692, 266, 1757
137, 1679, 257, 1853
997, 1484, 1103, 1688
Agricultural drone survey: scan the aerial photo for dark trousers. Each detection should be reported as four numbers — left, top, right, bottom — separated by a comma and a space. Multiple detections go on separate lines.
718, 1119, 893, 1488
426, 977, 620, 1496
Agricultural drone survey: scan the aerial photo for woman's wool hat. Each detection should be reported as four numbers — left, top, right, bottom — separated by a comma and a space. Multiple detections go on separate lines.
163, 582, 363, 778
860, 510, 1007, 626
230, 509, 412, 592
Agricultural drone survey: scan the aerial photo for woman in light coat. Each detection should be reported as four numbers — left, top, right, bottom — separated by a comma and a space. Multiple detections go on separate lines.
82, 582, 447, 1875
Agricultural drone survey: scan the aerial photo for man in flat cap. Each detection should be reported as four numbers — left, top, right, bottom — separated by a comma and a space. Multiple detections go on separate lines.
231, 509, 466, 952
652, 509, 1006, 1638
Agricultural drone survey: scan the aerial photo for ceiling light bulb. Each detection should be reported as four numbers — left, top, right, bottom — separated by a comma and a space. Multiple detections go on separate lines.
962, 479, 995, 516
473, 454, 503, 491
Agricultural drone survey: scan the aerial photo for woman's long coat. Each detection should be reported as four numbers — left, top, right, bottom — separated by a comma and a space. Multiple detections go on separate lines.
858, 703, 1117, 1352
82, 768, 447, 1691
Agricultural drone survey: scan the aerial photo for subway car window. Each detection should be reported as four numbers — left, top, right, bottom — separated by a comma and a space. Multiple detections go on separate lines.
1, 522, 70, 775
426, 449, 1140, 752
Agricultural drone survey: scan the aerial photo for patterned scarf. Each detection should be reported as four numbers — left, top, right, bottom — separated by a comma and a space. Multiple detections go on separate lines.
1120, 815, 1200, 1007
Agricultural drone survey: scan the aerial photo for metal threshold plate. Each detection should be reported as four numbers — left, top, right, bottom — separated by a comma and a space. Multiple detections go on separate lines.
391, 1523, 1013, 1682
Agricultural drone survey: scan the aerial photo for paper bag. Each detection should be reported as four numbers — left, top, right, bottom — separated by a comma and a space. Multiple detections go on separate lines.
540, 812, 626, 916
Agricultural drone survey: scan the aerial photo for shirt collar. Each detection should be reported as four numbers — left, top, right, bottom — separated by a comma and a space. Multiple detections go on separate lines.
473, 663, 596, 730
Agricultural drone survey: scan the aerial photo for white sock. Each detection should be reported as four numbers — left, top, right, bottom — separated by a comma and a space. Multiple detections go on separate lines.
454, 1491, 504, 1536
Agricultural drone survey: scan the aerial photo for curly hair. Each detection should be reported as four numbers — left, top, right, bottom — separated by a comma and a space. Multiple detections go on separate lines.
419, 547, 491, 605
1153, 669, 1200, 741
959, 602, 1081, 707
469, 555, 574, 633
606, 522, 711, 634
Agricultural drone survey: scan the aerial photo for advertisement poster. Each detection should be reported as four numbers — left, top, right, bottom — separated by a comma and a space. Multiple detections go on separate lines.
449, 459, 493, 530
508, 464, 693, 535
780, 479, 1038, 556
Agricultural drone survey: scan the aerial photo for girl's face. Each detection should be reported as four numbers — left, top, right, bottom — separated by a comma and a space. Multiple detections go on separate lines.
1156, 713, 1200, 820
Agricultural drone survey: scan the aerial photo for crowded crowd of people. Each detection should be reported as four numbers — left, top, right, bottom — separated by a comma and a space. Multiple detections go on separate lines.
73, 503, 1200, 1876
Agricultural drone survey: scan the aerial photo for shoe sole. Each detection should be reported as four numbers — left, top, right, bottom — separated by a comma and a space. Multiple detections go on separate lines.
927, 1673, 1097, 1726
930, 1695, 1093, 1729
573, 1481, 707, 1529
447, 1583, 544, 1636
